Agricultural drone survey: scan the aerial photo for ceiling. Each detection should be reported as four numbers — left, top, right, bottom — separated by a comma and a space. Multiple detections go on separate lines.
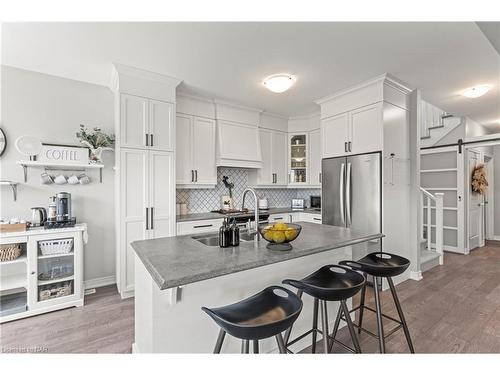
2, 22, 499, 130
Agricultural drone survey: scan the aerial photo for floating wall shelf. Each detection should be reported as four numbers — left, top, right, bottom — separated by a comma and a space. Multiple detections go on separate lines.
16, 161, 104, 183
0, 181, 19, 201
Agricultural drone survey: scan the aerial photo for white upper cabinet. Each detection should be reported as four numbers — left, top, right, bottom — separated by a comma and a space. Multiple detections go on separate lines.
322, 113, 350, 158
321, 103, 382, 158
176, 114, 216, 187
309, 128, 321, 186
120, 94, 173, 151
249, 129, 287, 186
350, 103, 382, 155
120, 94, 148, 149
288, 133, 308, 185
149, 99, 174, 151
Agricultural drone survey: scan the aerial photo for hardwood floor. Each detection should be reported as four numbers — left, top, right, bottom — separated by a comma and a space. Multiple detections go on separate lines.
1, 241, 499, 353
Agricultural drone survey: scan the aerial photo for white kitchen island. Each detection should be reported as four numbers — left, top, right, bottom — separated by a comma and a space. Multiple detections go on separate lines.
132, 222, 383, 353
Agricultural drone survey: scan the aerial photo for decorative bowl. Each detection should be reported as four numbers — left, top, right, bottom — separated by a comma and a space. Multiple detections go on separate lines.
258, 222, 302, 251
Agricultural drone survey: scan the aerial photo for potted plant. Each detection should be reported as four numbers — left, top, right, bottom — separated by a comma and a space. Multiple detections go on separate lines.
76, 124, 115, 163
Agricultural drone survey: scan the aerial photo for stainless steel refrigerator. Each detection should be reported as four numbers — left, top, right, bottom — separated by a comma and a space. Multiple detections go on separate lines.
322, 152, 382, 255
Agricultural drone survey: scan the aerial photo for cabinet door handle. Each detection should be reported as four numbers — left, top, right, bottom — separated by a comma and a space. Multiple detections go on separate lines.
313, 217, 321, 221
345, 141, 348, 152
193, 224, 213, 229
191, 170, 194, 182
273, 217, 284, 220
319, 172, 322, 183
146, 207, 149, 230
195, 170, 198, 182
146, 133, 149, 147
150, 134, 154, 147
348, 141, 352, 152
150, 207, 154, 230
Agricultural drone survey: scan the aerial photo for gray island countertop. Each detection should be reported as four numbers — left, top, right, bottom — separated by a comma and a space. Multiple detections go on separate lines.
132, 222, 383, 290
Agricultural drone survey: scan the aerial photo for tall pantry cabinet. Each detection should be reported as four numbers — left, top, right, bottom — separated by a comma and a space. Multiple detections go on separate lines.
112, 64, 181, 299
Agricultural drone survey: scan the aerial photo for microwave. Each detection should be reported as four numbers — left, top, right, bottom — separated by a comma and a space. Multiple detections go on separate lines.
310, 195, 321, 209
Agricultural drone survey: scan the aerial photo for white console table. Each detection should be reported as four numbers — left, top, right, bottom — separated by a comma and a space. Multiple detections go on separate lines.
0, 224, 87, 323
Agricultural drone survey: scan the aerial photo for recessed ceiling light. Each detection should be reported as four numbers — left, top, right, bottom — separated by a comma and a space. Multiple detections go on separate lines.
462, 85, 491, 98
263, 74, 296, 93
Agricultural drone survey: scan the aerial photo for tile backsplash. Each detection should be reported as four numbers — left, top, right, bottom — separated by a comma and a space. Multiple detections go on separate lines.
176, 167, 320, 213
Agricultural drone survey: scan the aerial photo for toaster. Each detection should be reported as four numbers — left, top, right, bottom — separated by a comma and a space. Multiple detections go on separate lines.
291, 198, 305, 210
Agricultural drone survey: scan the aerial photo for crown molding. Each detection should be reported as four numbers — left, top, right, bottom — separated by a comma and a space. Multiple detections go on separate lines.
213, 98, 263, 114
315, 73, 413, 105
176, 91, 216, 104
289, 111, 320, 121
110, 63, 182, 92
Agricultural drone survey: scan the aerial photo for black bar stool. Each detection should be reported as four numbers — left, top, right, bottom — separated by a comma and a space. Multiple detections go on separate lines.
282, 265, 366, 353
339, 252, 415, 353
202, 286, 303, 353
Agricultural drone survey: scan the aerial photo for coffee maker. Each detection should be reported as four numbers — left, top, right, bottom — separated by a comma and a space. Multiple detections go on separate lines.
56, 192, 72, 222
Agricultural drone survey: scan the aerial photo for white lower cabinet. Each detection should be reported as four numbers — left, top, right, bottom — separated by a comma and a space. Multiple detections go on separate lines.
118, 148, 174, 298
299, 212, 322, 224
176, 219, 224, 236
0, 227, 85, 323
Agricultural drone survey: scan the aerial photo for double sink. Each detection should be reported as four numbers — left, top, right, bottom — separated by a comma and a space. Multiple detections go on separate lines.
193, 232, 257, 246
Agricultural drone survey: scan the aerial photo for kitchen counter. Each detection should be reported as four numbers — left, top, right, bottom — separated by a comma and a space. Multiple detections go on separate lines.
132, 222, 382, 353
176, 207, 321, 222
132, 222, 381, 290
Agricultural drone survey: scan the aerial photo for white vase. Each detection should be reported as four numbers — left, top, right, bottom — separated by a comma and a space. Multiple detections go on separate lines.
89, 147, 103, 163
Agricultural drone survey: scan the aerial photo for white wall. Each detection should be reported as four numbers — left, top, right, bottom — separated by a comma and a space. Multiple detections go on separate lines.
0, 65, 115, 284
494, 146, 500, 237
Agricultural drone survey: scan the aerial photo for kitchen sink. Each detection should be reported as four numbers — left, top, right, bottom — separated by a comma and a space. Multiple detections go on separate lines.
192, 232, 257, 246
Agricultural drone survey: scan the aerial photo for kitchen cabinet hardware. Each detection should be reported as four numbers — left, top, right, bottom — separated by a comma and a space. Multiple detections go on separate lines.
150, 134, 154, 147
195, 170, 198, 182
145, 133, 149, 146
319, 173, 322, 183
191, 170, 194, 182
193, 224, 213, 229
313, 217, 321, 221
348, 141, 352, 152
150, 207, 154, 229
345, 142, 348, 152
146, 208, 149, 230
273, 217, 284, 220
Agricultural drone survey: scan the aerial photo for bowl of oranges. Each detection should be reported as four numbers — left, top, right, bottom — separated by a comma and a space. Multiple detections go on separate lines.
258, 222, 302, 251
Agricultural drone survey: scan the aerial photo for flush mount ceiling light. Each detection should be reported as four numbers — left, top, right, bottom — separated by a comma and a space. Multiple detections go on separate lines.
462, 85, 491, 98
263, 74, 296, 93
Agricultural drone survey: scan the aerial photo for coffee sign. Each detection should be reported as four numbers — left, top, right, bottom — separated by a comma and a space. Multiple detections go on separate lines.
38, 144, 89, 165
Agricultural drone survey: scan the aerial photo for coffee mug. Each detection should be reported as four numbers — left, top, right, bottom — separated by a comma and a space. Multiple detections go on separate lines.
78, 173, 90, 185
68, 174, 79, 185
54, 174, 67, 185
40, 172, 54, 184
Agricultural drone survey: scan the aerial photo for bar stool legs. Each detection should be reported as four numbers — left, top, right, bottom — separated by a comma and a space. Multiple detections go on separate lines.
373, 276, 386, 353
357, 273, 367, 334
387, 277, 415, 353
253, 340, 259, 354
311, 298, 319, 353
340, 300, 362, 353
214, 329, 226, 353
276, 334, 287, 353
320, 300, 330, 353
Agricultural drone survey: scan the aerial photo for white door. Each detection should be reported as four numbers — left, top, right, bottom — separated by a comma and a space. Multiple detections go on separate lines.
149, 99, 174, 152
272, 131, 288, 185
192, 117, 217, 185
350, 103, 383, 155
322, 113, 349, 158
468, 149, 484, 250
257, 128, 273, 185
120, 148, 149, 293
309, 129, 321, 186
176, 114, 193, 185
149, 151, 174, 239
120, 94, 148, 149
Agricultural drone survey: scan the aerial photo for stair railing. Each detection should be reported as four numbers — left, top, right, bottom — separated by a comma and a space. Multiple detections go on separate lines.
420, 187, 444, 265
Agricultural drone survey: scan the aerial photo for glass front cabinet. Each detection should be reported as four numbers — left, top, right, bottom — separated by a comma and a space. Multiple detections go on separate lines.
288, 133, 308, 185
28, 231, 83, 309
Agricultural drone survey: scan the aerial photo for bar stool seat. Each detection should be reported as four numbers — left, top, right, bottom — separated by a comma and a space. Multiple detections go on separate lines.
283, 265, 365, 301
283, 265, 366, 354
340, 252, 410, 277
202, 286, 303, 353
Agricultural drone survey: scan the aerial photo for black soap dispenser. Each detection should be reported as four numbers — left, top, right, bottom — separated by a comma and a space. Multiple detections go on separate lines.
229, 218, 240, 247
219, 218, 230, 248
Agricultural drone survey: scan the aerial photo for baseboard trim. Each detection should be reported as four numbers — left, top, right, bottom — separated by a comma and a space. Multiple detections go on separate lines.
493, 236, 500, 241
410, 271, 423, 281
84, 276, 116, 290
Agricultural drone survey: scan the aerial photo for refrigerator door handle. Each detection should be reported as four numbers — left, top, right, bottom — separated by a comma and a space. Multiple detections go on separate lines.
346, 162, 352, 225
340, 163, 345, 225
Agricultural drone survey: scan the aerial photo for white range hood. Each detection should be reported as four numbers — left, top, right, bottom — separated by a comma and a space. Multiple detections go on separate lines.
215, 101, 263, 169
